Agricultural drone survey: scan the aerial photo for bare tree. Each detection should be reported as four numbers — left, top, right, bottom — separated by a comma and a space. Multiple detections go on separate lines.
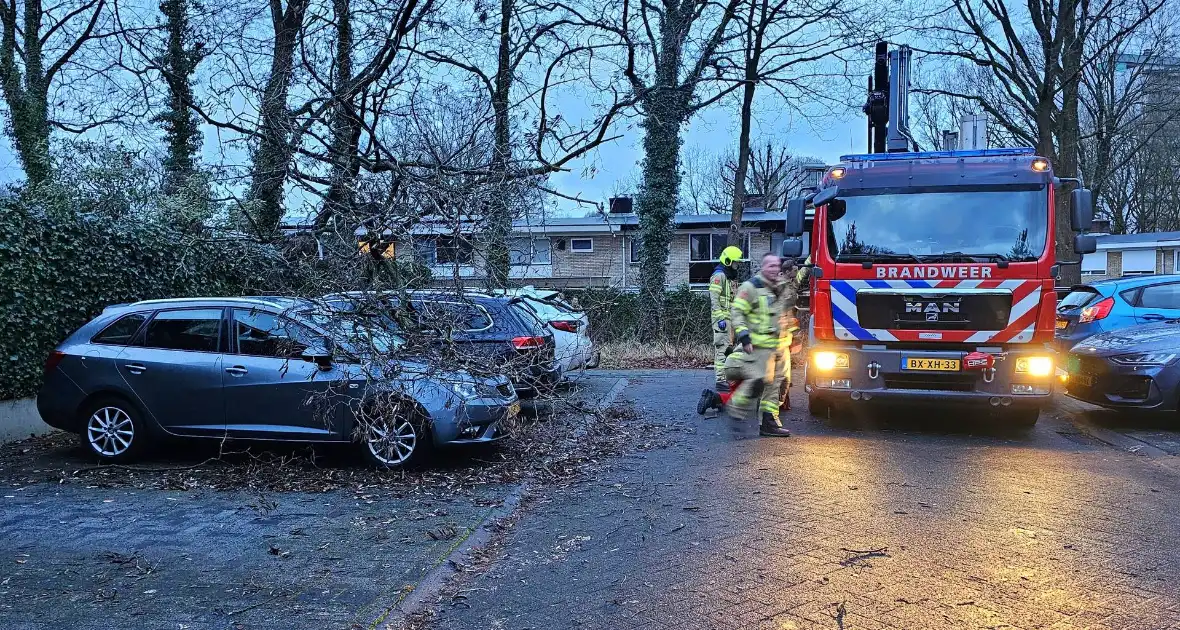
925, 0, 1168, 283
0, 0, 129, 184
683, 141, 821, 215
716, 0, 863, 245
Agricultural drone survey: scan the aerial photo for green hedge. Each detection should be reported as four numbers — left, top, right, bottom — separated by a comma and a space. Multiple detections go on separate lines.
570, 286, 712, 344
0, 190, 285, 400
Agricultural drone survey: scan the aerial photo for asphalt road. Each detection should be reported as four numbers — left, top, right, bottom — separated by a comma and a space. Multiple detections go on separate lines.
428, 370, 1180, 630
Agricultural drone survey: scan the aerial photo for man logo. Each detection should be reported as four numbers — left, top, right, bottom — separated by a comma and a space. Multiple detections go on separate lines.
906, 300, 961, 322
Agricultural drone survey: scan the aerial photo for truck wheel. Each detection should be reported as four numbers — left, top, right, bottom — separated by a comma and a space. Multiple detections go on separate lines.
1010, 408, 1039, 428
808, 392, 831, 418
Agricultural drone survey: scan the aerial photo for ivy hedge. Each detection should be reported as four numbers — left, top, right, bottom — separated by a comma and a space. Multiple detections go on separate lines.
0, 190, 286, 400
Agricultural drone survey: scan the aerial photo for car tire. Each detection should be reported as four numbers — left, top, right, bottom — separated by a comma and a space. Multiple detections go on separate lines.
80, 396, 150, 463
1010, 408, 1039, 428
358, 408, 432, 470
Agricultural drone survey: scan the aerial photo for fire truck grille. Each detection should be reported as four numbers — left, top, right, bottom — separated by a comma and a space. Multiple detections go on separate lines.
857, 292, 1012, 331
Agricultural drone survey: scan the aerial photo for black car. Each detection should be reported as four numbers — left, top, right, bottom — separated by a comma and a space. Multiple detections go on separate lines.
1064, 321, 1180, 411
323, 291, 560, 395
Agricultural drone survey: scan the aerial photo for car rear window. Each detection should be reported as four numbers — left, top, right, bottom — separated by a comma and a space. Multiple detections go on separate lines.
92, 313, 148, 345
413, 300, 493, 332
1058, 289, 1100, 310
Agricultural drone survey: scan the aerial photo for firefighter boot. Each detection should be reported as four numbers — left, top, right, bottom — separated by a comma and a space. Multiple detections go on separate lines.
697, 388, 722, 415
760, 412, 791, 437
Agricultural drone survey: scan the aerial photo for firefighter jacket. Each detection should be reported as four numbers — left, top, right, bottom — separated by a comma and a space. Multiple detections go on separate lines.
708, 265, 737, 331
732, 272, 797, 349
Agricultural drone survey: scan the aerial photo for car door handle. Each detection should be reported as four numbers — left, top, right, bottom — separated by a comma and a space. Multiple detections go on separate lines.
124, 363, 147, 374
1143, 314, 1167, 321
225, 366, 248, 376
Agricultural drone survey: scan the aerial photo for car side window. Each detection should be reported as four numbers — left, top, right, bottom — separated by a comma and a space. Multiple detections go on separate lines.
92, 313, 149, 345
1137, 283, 1180, 309
233, 309, 317, 358
143, 309, 223, 352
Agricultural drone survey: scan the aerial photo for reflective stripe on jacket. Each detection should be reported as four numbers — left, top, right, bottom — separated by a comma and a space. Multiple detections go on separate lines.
731, 273, 794, 349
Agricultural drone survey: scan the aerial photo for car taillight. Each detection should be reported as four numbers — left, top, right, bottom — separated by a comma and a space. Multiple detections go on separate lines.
512, 336, 545, 349
44, 351, 65, 378
550, 320, 579, 333
1079, 297, 1114, 323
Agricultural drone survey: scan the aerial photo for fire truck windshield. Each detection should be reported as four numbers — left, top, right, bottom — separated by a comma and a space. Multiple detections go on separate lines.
826, 186, 1048, 263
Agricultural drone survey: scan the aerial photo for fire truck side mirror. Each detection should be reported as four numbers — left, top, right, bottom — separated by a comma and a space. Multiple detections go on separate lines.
781, 238, 804, 259
1070, 189, 1094, 232
1074, 233, 1097, 255
786, 198, 806, 236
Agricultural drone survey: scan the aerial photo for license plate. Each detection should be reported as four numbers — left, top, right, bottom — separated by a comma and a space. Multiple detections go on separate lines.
508, 402, 521, 417
902, 357, 961, 371
1056, 319, 1069, 329
1072, 373, 1095, 387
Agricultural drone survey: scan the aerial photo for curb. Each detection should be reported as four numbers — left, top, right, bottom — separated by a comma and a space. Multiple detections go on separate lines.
386, 483, 530, 623
376, 374, 630, 626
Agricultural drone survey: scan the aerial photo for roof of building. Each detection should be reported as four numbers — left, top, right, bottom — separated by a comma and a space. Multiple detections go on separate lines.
1095, 231, 1180, 250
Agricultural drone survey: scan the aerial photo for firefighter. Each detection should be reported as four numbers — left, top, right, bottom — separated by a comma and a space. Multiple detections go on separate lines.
776, 257, 804, 412
708, 245, 744, 391
727, 252, 796, 437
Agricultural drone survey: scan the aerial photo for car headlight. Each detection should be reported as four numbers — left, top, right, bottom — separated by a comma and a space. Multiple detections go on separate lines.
451, 382, 478, 399
1014, 356, 1053, 377
1110, 352, 1177, 366
812, 351, 849, 371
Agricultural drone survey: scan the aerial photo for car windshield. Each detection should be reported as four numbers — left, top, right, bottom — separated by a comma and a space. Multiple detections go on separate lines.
296, 310, 402, 355
827, 186, 1048, 263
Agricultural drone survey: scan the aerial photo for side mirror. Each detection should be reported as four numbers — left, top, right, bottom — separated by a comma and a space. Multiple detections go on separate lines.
1074, 233, 1097, 255
301, 344, 333, 369
781, 237, 804, 259
785, 198, 806, 236
1071, 188, 1094, 232
811, 187, 838, 206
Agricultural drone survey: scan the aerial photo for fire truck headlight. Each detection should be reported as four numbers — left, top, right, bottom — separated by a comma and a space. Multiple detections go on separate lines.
1015, 356, 1053, 377
813, 351, 849, 371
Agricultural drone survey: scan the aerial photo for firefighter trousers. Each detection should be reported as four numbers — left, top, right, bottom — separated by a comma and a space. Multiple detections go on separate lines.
712, 332, 730, 384
727, 346, 786, 421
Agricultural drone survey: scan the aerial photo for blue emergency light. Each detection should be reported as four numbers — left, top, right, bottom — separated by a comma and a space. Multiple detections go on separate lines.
838, 147, 1036, 162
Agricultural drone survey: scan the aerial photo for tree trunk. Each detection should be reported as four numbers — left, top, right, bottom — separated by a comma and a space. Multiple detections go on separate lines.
322, 0, 358, 225
636, 3, 691, 341
727, 64, 756, 248
1057, 0, 1083, 285
159, 0, 201, 195
0, 0, 52, 185
247, 0, 308, 237
484, 0, 514, 290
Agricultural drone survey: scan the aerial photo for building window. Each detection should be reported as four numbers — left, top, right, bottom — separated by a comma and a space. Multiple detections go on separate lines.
570, 238, 593, 253
1121, 249, 1154, 276
416, 235, 473, 265
688, 233, 751, 284
510, 237, 552, 266
1173, 250, 1179, 274
1081, 250, 1107, 275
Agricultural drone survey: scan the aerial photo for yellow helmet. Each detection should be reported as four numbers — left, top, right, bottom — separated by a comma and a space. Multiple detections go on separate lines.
719, 245, 743, 266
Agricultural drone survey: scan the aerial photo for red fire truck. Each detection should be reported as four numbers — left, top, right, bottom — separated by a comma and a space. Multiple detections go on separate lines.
780, 44, 1097, 426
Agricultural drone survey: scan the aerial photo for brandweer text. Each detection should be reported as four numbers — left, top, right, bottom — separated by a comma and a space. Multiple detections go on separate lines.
874, 265, 994, 279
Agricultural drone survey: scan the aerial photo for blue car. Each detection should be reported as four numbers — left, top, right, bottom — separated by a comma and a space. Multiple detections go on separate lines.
1056, 275, 1180, 353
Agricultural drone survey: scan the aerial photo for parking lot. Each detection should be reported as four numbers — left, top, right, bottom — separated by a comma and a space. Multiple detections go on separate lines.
6, 371, 1180, 629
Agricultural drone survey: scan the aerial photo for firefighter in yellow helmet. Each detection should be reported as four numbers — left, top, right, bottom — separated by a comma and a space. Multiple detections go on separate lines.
727, 252, 797, 437
708, 245, 744, 391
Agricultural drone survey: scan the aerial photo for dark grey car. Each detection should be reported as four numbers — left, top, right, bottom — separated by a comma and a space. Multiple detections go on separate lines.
1064, 320, 1180, 411
37, 297, 518, 467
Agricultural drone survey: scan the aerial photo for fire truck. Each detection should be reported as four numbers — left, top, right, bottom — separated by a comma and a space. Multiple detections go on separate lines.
780, 43, 1098, 426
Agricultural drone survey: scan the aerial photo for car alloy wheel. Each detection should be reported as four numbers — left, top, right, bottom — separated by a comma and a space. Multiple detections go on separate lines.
87, 406, 135, 458
365, 418, 419, 467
